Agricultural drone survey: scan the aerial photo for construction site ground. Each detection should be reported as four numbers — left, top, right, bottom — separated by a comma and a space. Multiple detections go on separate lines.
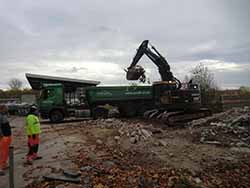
1, 109, 250, 188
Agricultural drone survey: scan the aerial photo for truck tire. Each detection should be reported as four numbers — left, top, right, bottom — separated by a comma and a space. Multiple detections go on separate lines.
92, 107, 109, 119
49, 110, 64, 123
119, 104, 137, 117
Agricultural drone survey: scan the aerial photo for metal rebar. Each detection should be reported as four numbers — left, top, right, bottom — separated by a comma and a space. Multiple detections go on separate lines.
9, 146, 14, 188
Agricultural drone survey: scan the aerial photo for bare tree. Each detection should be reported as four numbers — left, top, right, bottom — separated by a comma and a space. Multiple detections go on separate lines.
190, 63, 217, 92
8, 78, 23, 90
190, 63, 218, 106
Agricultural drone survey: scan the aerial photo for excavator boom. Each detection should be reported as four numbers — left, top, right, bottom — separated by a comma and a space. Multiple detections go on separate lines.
126, 40, 181, 88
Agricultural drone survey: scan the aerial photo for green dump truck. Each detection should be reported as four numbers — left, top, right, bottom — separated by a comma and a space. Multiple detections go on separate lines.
38, 82, 201, 122
38, 83, 155, 122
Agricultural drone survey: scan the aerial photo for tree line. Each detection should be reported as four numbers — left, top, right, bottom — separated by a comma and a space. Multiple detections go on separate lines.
0, 78, 36, 99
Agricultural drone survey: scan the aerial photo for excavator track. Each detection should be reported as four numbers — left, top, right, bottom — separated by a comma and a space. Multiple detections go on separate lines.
143, 108, 211, 126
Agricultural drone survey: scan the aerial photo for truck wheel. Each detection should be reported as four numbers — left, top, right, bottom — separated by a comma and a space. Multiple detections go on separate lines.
119, 104, 137, 117
49, 110, 64, 123
92, 107, 109, 119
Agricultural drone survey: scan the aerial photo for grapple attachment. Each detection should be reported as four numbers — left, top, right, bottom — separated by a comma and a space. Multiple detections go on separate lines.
126, 65, 146, 82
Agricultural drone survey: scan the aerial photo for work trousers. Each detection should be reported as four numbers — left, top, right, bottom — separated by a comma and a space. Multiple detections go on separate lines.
0, 136, 12, 169
27, 134, 40, 161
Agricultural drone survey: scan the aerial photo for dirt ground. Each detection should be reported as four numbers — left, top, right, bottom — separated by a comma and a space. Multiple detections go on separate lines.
0, 116, 250, 188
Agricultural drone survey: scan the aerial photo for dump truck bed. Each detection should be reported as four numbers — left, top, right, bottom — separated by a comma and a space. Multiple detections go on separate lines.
86, 85, 153, 105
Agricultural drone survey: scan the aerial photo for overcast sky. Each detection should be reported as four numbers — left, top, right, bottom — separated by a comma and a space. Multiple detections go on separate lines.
0, 0, 249, 89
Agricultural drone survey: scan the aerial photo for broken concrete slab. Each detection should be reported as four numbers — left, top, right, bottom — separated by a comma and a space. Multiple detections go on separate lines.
43, 175, 81, 183
63, 170, 81, 178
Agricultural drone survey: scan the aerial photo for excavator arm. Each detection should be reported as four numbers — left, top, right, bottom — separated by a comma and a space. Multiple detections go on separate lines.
126, 40, 181, 89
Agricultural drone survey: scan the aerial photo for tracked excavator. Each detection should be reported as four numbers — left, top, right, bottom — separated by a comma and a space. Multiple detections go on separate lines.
125, 40, 211, 125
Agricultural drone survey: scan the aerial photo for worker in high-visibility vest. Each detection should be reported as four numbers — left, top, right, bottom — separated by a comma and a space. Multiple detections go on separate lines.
0, 105, 12, 176
25, 105, 42, 164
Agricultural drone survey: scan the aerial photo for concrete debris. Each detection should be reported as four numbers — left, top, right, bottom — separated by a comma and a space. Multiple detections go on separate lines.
80, 165, 107, 175
80, 166, 93, 172
89, 118, 153, 144
90, 118, 124, 129
96, 139, 103, 145
203, 141, 222, 145
158, 140, 168, 147
43, 175, 81, 183
119, 123, 153, 144
105, 118, 115, 123
190, 107, 250, 147
193, 177, 202, 184
169, 153, 174, 157
114, 136, 120, 141
130, 136, 137, 144
63, 170, 81, 178
141, 129, 152, 139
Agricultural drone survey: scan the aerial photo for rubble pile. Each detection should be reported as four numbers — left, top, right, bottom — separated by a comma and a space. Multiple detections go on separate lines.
190, 107, 250, 146
118, 123, 153, 144
88, 118, 153, 144
89, 118, 125, 129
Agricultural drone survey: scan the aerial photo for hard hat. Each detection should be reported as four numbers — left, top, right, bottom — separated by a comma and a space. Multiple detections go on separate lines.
30, 105, 38, 110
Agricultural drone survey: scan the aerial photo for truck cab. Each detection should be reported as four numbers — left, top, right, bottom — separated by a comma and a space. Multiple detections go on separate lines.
39, 83, 91, 122
39, 84, 66, 122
